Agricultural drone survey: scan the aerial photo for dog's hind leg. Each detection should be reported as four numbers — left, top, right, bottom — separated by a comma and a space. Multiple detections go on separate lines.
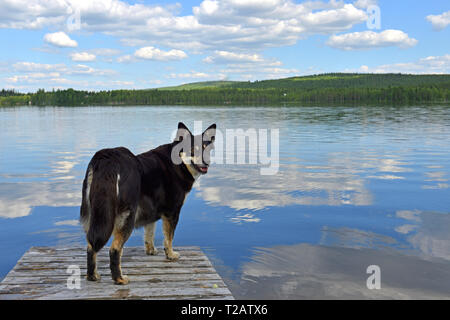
86, 244, 101, 281
82, 167, 103, 282
144, 222, 158, 255
110, 210, 134, 285
162, 215, 180, 261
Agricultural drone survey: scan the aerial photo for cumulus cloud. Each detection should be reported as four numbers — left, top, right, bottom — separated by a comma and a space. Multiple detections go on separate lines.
353, 0, 378, 9
116, 55, 134, 63
203, 50, 295, 80
5, 72, 61, 83
204, 51, 266, 64
0, 0, 68, 29
89, 48, 121, 56
426, 11, 450, 31
70, 52, 96, 62
168, 71, 212, 79
6, 60, 118, 91
134, 46, 187, 61
356, 54, 450, 74
299, 3, 368, 34
0, 0, 370, 52
12, 61, 65, 72
327, 29, 418, 50
44, 32, 77, 48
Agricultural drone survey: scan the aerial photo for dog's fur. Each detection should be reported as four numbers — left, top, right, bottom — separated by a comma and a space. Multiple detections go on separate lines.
80, 122, 216, 284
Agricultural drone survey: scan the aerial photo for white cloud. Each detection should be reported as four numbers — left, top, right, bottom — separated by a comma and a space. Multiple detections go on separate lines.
12, 61, 65, 72
168, 71, 211, 79
44, 32, 77, 48
70, 52, 96, 62
426, 11, 450, 31
0, 0, 67, 29
357, 54, 450, 74
220, 66, 300, 80
300, 3, 368, 34
134, 46, 187, 61
6, 61, 118, 91
68, 64, 115, 76
353, 0, 378, 9
204, 51, 266, 64
89, 48, 121, 56
0, 0, 370, 52
359, 65, 369, 72
203, 50, 295, 80
5, 72, 61, 83
327, 29, 418, 50
188, 1, 368, 50
116, 54, 134, 63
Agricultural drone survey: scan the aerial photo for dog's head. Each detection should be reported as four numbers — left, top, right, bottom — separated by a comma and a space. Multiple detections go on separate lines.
173, 122, 216, 177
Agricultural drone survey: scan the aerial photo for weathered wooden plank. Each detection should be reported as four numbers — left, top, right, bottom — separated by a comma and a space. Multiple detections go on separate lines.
0, 282, 232, 300
27, 246, 202, 255
1, 273, 223, 285
0, 279, 227, 293
0, 293, 234, 301
5, 266, 218, 278
19, 254, 209, 263
14, 260, 213, 270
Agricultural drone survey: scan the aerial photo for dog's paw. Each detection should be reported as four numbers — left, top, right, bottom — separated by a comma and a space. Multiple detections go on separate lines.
86, 272, 101, 281
145, 246, 158, 256
164, 249, 180, 261
113, 275, 129, 285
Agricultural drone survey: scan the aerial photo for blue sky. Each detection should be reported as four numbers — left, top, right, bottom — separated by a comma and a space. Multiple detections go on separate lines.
0, 0, 449, 92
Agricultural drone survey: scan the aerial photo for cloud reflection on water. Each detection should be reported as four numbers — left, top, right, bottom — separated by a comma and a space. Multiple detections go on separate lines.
195, 151, 418, 214
228, 208, 450, 299
232, 241, 450, 299
0, 151, 83, 218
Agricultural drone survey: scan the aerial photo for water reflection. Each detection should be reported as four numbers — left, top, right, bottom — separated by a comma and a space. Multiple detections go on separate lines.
230, 209, 450, 299
196, 151, 416, 214
232, 242, 450, 299
196, 161, 372, 213
396, 210, 450, 261
0, 106, 449, 299
0, 181, 80, 218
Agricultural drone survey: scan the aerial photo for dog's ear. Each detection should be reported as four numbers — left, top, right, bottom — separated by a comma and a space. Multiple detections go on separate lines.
174, 122, 192, 142
203, 123, 216, 142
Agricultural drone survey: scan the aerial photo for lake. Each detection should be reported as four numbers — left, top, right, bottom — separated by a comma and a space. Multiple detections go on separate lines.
0, 105, 449, 299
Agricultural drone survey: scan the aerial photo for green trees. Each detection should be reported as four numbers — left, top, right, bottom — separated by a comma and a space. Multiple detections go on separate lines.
2, 73, 450, 107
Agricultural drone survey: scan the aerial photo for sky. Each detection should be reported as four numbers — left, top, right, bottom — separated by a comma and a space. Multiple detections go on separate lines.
0, 0, 449, 92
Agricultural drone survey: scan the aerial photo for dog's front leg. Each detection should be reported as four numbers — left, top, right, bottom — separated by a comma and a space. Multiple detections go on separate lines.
144, 222, 158, 255
162, 215, 179, 261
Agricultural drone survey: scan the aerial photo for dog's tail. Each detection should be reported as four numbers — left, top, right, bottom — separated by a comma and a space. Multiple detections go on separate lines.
80, 164, 118, 252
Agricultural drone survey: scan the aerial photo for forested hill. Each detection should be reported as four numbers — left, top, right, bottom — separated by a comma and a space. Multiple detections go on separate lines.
161, 73, 450, 90
1, 73, 450, 106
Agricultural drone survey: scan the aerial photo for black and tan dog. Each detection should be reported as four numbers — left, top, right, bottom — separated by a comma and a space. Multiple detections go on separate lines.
80, 122, 216, 285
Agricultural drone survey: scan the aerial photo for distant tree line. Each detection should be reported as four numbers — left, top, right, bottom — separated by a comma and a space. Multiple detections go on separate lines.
0, 89, 25, 97
24, 87, 450, 106
1, 73, 450, 107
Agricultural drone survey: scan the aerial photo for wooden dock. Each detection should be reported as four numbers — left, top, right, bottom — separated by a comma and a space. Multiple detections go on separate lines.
0, 246, 234, 300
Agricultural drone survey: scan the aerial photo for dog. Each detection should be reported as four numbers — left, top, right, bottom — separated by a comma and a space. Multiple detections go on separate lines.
80, 122, 216, 285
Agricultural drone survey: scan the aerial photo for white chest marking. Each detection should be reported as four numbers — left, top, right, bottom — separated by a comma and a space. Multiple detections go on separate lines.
180, 153, 201, 180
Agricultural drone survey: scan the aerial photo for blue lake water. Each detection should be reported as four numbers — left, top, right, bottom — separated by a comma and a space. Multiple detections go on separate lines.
0, 105, 449, 299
